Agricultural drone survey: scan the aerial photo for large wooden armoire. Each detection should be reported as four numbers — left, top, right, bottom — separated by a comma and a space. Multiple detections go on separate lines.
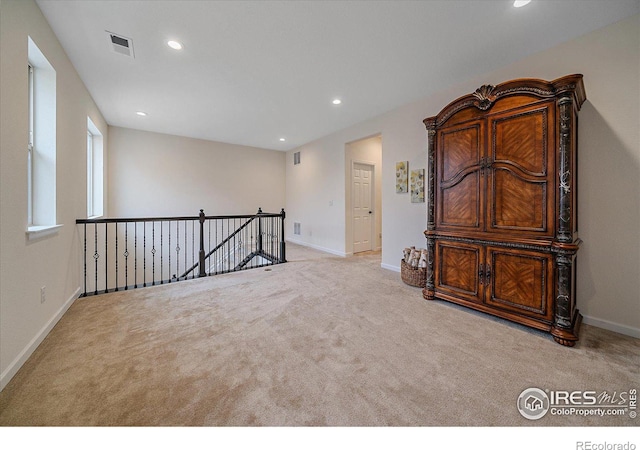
423, 75, 586, 346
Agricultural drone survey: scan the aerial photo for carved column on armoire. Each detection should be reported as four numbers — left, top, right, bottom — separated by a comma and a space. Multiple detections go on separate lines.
551, 91, 582, 346
551, 249, 580, 346
557, 93, 575, 244
423, 125, 437, 300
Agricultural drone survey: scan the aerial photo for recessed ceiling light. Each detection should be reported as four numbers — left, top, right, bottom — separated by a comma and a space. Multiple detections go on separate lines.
279, 138, 286, 142
513, 0, 531, 7
167, 40, 183, 50
332, 99, 342, 105
136, 111, 147, 116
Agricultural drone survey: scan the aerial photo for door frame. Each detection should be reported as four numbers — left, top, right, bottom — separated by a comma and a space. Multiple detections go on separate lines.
344, 133, 382, 257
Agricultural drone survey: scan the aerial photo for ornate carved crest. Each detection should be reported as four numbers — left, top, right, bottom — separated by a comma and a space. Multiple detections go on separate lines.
472, 84, 496, 110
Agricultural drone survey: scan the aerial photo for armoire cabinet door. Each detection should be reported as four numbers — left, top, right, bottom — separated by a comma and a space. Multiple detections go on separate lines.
436, 120, 485, 232
435, 240, 483, 304
486, 102, 555, 237
484, 246, 554, 321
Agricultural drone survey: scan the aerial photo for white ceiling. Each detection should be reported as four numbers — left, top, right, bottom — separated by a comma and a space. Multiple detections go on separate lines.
36, 0, 639, 151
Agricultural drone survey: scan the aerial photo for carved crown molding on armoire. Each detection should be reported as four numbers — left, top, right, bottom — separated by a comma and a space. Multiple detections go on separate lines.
423, 74, 586, 346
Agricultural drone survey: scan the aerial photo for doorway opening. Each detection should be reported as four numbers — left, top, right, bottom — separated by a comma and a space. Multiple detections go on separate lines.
345, 135, 382, 256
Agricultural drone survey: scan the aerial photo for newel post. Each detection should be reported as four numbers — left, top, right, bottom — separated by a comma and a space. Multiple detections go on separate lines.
198, 209, 206, 277
257, 207, 263, 253
279, 208, 287, 263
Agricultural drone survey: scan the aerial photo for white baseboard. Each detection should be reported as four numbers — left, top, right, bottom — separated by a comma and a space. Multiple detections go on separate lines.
0, 287, 81, 391
582, 315, 640, 339
286, 239, 347, 257
381, 263, 400, 272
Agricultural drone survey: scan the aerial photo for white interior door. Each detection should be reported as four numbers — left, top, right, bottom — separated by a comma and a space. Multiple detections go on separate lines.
353, 163, 374, 253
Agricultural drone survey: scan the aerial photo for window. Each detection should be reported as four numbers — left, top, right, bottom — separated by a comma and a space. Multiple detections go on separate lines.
28, 64, 34, 225
87, 117, 103, 218
27, 37, 58, 237
87, 130, 93, 215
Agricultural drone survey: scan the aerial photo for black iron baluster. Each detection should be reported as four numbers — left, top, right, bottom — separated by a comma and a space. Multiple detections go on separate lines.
176, 220, 180, 281
261, 216, 266, 267
257, 208, 263, 257
237, 218, 241, 269
216, 218, 219, 275
238, 218, 242, 268
105, 222, 108, 292
143, 221, 147, 287
134, 222, 138, 288
250, 218, 254, 266
268, 214, 272, 266
221, 219, 225, 274
277, 212, 284, 263
93, 225, 98, 295
115, 221, 119, 291
160, 221, 164, 284
273, 215, 277, 263
242, 218, 245, 268
191, 219, 195, 279
124, 223, 129, 290
83, 223, 87, 297
152, 221, 156, 286
269, 215, 272, 265
274, 215, 278, 263
270, 215, 274, 264
184, 220, 187, 279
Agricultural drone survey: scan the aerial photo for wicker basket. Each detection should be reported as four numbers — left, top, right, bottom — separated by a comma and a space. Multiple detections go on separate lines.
400, 259, 426, 287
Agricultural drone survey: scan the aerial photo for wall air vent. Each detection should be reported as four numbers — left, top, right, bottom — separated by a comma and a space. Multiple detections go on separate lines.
293, 152, 301, 165
294, 222, 301, 235
107, 31, 134, 58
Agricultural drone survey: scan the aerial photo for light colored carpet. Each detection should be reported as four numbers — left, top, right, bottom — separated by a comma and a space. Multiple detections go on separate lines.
0, 243, 638, 426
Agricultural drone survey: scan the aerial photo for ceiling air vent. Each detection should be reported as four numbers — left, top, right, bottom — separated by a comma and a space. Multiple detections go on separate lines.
107, 31, 134, 58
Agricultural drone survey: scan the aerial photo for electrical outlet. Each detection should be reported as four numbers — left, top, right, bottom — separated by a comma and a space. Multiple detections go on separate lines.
40, 286, 46, 304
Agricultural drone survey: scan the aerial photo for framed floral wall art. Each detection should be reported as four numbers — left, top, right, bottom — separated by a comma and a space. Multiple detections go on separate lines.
396, 161, 408, 193
411, 168, 425, 203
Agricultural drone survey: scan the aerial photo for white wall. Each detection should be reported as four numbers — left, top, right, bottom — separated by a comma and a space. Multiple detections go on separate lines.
108, 127, 286, 217
285, 14, 640, 337
0, 0, 108, 389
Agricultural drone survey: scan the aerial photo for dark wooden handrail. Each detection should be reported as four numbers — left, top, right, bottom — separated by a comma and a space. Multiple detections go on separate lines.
76, 212, 283, 224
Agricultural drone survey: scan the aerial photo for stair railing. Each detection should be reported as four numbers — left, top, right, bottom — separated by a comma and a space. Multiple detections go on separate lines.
76, 208, 286, 297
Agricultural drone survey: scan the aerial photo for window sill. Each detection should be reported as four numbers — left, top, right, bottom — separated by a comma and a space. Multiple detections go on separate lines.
26, 224, 63, 240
